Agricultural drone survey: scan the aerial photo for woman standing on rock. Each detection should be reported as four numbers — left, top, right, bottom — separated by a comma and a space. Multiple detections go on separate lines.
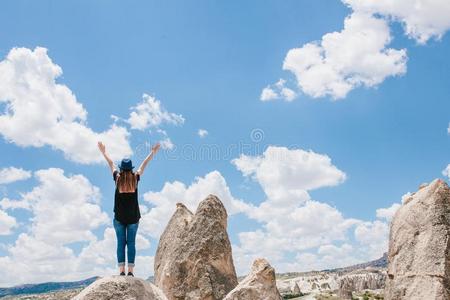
98, 141, 160, 277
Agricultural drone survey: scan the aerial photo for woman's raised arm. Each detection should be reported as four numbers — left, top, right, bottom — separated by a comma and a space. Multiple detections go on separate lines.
98, 141, 116, 174
137, 143, 160, 176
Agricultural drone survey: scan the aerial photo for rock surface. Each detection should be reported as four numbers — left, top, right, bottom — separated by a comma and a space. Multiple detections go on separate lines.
337, 270, 386, 299
154, 202, 193, 291
277, 272, 339, 295
224, 258, 282, 300
292, 282, 301, 294
385, 179, 450, 300
154, 195, 238, 300
73, 276, 167, 300
337, 277, 353, 300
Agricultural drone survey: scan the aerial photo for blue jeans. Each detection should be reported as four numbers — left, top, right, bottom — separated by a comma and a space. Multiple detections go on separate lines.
113, 218, 139, 267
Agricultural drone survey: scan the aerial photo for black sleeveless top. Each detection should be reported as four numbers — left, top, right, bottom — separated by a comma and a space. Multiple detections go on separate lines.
113, 170, 141, 225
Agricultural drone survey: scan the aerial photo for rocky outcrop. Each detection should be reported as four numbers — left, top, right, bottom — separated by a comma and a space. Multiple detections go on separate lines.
293, 282, 301, 294
154, 195, 238, 300
73, 276, 167, 300
277, 272, 340, 295
337, 270, 386, 299
224, 258, 282, 300
154, 202, 193, 290
385, 179, 450, 300
337, 277, 353, 300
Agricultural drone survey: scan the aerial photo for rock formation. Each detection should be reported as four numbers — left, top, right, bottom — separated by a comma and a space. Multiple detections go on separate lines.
73, 276, 167, 300
337, 270, 386, 299
277, 273, 339, 295
293, 282, 301, 294
154, 195, 238, 300
154, 202, 193, 290
337, 277, 353, 300
385, 179, 450, 300
224, 258, 282, 300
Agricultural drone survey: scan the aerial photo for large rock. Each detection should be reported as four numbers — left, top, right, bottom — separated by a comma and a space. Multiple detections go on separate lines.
224, 258, 282, 300
73, 276, 167, 300
154, 195, 238, 300
385, 179, 450, 300
154, 202, 193, 288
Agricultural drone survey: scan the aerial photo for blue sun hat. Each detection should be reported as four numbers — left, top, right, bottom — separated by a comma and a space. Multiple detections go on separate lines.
118, 158, 134, 171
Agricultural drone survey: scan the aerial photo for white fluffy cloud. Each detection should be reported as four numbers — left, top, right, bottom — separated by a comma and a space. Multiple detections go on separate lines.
343, 0, 450, 44
286, 203, 398, 272
198, 129, 208, 138
0, 197, 31, 210
232, 146, 349, 233
260, 87, 278, 101
0, 168, 109, 285
265, 0, 450, 100
376, 202, 401, 222
354, 220, 390, 259
290, 243, 361, 271
231, 146, 397, 274
125, 93, 184, 150
234, 200, 359, 259
0, 47, 132, 164
0, 234, 80, 284
0, 209, 16, 235
0, 167, 31, 184
127, 94, 184, 130
260, 79, 297, 102
232, 146, 347, 197
159, 137, 174, 150
283, 12, 407, 99
8, 168, 109, 244
232, 147, 359, 273
443, 164, 450, 180
139, 170, 250, 238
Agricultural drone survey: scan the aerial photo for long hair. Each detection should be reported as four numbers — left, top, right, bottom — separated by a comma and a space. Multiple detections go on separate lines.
116, 170, 137, 193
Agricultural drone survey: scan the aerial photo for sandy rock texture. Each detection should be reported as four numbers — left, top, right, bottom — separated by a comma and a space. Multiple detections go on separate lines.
224, 258, 282, 300
385, 179, 450, 300
154, 195, 238, 300
73, 276, 167, 300
276, 272, 340, 295
337, 270, 386, 299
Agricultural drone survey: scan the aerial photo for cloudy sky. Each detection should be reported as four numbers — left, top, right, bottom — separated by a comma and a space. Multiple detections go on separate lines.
0, 0, 449, 287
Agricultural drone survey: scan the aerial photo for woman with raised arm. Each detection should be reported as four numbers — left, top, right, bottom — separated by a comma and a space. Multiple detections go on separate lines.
97, 141, 160, 277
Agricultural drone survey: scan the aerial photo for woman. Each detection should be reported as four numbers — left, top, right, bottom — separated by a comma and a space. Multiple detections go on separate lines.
98, 141, 160, 276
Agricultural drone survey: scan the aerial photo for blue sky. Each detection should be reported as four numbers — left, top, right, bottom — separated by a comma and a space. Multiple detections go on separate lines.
0, 0, 449, 286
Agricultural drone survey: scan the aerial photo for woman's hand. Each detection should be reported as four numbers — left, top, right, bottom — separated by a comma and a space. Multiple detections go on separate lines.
98, 141, 106, 154
98, 141, 115, 173
152, 143, 161, 153
137, 142, 160, 176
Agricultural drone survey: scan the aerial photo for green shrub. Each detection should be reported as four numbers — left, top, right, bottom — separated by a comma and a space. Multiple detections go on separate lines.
283, 293, 304, 299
